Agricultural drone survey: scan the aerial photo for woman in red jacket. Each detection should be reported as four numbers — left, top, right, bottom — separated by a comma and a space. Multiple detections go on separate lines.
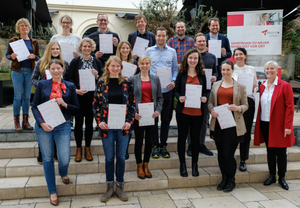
254, 61, 295, 190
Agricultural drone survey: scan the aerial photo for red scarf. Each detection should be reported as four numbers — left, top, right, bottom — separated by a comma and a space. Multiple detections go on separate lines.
50, 80, 66, 102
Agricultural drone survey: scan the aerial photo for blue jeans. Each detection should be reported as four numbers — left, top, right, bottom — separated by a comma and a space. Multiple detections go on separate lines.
102, 129, 129, 183
11, 68, 33, 115
35, 121, 71, 194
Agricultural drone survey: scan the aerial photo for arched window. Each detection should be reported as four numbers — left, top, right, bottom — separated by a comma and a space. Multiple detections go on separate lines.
82, 27, 98, 38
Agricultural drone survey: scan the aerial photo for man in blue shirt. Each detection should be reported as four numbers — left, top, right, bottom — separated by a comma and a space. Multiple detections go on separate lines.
145, 27, 178, 158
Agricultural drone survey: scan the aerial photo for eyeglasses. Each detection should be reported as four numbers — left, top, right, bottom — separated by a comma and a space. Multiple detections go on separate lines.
97, 19, 108, 22
62, 22, 71, 25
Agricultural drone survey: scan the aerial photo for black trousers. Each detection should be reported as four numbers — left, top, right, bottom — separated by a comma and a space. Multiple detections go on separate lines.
260, 121, 287, 177
239, 97, 255, 161
153, 90, 172, 147
134, 120, 154, 164
176, 112, 202, 163
74, 93, 94, 148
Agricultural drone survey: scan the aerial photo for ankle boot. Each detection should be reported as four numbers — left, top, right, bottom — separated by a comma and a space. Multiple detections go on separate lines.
100, 182, 114, 202
278, 177, 289, 190
22, 114, 33, 130
75, 147, 82, 162
223, 177, 236, 192
137, 163, 145, 179
85, 147, 93, 161
263, 174, 276, 186
217, 175, 228, 191
143, 162, 152, 178
180, 162, 188, 177
14, 115, 22, 132
115, 182, 128, 201
192, 162, 199, 177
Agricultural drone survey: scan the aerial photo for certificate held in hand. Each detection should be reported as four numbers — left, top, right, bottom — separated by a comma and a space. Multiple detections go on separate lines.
204, 69, 212, 90
184, 84, 202, 108
79, 69, 95, 91
132, 37, 149, 57
208, 40, 222, 58
108, 104, 126, 129
99, 34, 113, 54
237, 73, 254, 95
213, 103, 236, 129
156, 67, 171, 88
122, 61, 137, 78
9, 39, 30, 62
60, 42, 75, 64
138, 103, 154, 126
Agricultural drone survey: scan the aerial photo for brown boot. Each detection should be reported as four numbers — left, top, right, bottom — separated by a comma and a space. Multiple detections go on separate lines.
137, 163, 145, 179
85, 147, 93, 161
14, 115, 22, 132
143, 162, 152, 178
75, 147, 82, 162
22, 114, 33, 130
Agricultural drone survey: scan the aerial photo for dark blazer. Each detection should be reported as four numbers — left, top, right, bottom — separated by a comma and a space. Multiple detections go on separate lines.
175, 72, 207, 113
127, 30, 156, 50
130, 73, 164, 114
31, 79, 80, 126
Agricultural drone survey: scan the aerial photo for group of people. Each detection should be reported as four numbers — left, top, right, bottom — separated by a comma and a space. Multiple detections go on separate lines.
6, 13, 295, 206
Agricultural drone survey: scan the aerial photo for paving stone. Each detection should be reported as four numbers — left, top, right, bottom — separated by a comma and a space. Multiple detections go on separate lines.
190, 196, 245, 207
0, 132, 7, 141
35, 202, 71, 208
0, 204, 35, 208
6, 158, 44, 177
250, 148, 267, 163
132, 191, 152, 196
139, 194, 176, 208
263, 192, 283, 200
173, 199, 194, 208
286, 162, 300, 180
167, 188, 202, 200
0, 159, 10, 178
68, 156, 99, 174
277, 190, 300, 205
70, 194, 105, 208
247, 164, 269, 183
196, 188, 231, 198
151, 190, 167, 195
0, 177, 28, 200
243, 202, 265, 208
231, 187, 269, 202
258, 199, 298, 208
0, 142, 36, 159
106, 196, 139, 206
287, 147, 300, 161
75, 173, 106, 195
0, 199, 20, 205
250, 182, 284, 193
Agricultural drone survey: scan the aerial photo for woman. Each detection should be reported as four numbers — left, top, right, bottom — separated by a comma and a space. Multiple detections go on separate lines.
254, 61, 294, 190
175, 49, 207, 177
31, 40, 68, 165
232, 47, 258, 172
66, 38, 102, 162
32, 59, 79, 206
130, 55, 163, 179
93, 56, 135, 202
208, 60, 248, 192
256, 13, 272, 25
6, 18, 40, 132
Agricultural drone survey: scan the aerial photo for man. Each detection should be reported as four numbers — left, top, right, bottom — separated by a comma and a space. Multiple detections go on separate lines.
205, 18, 232, 80
128, 14, 156, 60
145, 27, 178, 158
89, 13, 120, 66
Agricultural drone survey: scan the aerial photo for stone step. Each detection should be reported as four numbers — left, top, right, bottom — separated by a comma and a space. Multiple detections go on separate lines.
2, 146, 300, 178
1, 161, 300, 200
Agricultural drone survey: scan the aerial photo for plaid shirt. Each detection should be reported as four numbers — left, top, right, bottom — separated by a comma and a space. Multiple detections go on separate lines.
167, 36, 194, 64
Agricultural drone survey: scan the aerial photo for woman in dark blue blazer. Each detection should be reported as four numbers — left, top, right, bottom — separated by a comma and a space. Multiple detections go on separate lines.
31, 59, 79, 206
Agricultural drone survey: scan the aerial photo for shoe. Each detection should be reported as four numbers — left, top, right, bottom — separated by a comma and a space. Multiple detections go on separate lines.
125, 153, 129, 160
180, 162, 188, 177
22, 114, 34, 130
61, 176, 70, 184
223, 178, 236, 192
152, 146, 160, 159
143, 162, 152, 178
50, 193, 59, 206
85, 147, 93, 161
137, 163, 146, 179
115, 182, 128, 201
192, 162, 199, 177
199, 145, 213, 156
263, 174, 276, 186
187, 145, 192, 157
101, 182, 114, 202
75, 147, 82, 162
239, 161, 247, 172
278, 177, 289, 190
217, 175, 228, 191
14, 115, 22, 132
160, 145, 170, 158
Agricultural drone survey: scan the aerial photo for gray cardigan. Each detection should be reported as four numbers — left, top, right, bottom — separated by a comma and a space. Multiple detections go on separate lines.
130, 74, 164, 113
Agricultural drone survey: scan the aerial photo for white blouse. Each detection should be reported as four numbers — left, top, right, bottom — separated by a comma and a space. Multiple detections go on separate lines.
260, 76, 278, 122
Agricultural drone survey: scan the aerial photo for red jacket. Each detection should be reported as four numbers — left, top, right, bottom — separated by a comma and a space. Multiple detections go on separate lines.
254, 79, 295, 147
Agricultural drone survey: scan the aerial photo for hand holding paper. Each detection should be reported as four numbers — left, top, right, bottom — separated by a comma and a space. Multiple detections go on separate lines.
213, 103, 236, 129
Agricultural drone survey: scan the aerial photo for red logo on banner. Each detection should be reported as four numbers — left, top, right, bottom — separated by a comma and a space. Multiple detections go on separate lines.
262, 30, 268, 36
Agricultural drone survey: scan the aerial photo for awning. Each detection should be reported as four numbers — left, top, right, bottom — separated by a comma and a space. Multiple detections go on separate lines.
115, 13, 138, 20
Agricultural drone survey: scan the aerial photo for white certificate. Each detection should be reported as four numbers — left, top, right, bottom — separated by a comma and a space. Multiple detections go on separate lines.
156, 67, 171, 88
60, 42, 75, 64
45, 70, 52, 80
238, 73, 254, 95
37, 99, 66, 128
9, 39, 30, 62
122, 61, 137, 77
208, 40, 222, 58
108, 104, 126, 129
138, 103, 154, 126
79, 69, 95, 91
184, 84, 202, 108
99, 34, 113, 54
132, 37, 149, 57
213, 103, 236, 129
204, 68, 212, 90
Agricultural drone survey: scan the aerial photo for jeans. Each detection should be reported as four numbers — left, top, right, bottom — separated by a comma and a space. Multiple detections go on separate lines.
35, 121, 71, 194
11, 68, 33, 115
102, 129, 129, 183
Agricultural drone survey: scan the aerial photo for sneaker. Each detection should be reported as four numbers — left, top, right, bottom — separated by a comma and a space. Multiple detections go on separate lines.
152, 146, 160, 158
239, 161, 247, 172
199, 145, 214, 156
160, 145, 170, 158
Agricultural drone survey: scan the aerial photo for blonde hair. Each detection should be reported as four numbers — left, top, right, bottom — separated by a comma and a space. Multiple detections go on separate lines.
138, 55, 151, 65
77, 38, 96, 52
39, 41, 64, 75
116, 41, 133, 63
102, 56, 124, 85
60, 15, 73, 33
15, 18, 31, 33
264, 61, 279, 70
